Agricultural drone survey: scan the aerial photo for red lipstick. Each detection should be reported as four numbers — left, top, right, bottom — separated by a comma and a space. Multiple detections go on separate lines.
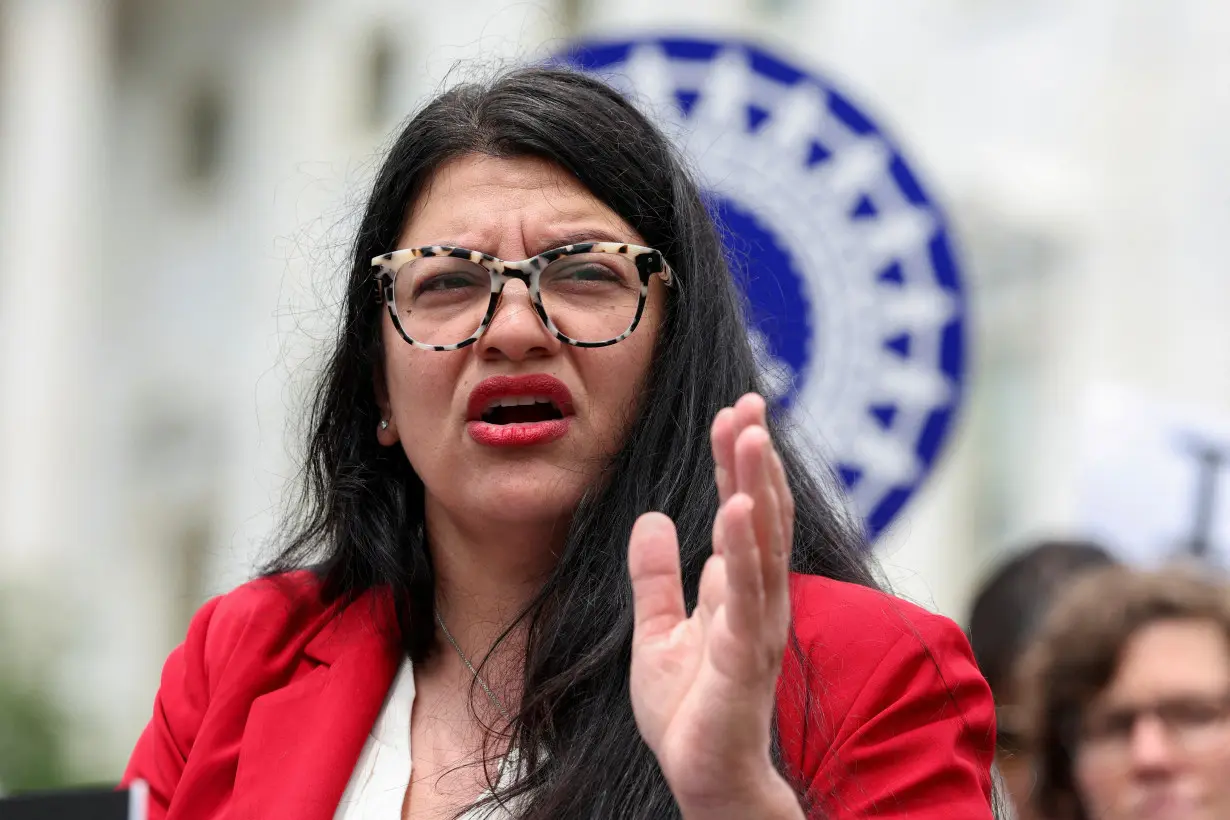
466, 374, 575, 448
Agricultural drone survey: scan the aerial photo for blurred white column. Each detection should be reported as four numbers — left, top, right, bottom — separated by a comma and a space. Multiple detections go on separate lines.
0, 0, 110, 582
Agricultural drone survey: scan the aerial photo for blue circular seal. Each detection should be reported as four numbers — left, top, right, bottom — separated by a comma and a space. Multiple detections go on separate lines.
557, 36, 968, 542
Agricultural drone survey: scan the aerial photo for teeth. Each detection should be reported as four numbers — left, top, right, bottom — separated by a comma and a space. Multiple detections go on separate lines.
485, 395, 555, 411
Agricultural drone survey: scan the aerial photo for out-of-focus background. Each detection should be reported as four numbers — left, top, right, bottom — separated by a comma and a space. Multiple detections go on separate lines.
2, 0, 1229, 792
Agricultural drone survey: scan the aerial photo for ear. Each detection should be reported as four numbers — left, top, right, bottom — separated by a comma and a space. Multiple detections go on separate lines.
373, 356, 400, 447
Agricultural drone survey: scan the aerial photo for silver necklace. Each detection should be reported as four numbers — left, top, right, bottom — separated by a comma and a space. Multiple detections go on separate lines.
434, 609, 513, 723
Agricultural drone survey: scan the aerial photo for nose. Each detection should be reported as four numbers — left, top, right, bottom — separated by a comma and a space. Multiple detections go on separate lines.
1129, 715, 1180, 774
475, 278, 560, 362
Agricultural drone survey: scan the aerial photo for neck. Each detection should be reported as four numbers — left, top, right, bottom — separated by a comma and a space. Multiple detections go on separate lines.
424, 494, 565, 646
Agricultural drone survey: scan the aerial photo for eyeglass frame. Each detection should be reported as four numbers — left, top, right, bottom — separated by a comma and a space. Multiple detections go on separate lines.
371, 241, 676, 351
1067, 691, 1230, 766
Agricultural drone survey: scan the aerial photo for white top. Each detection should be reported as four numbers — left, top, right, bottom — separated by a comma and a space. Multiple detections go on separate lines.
333, 658, 520, 819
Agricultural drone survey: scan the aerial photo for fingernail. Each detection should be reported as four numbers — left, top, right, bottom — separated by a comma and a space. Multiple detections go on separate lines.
635, 511, 672, 534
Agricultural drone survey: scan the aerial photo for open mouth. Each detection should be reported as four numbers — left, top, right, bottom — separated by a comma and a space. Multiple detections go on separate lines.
480, 397, 565, 425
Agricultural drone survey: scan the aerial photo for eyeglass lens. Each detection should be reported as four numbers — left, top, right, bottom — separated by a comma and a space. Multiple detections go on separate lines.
1080, 694, 1230, 757
392, 252, 644, 346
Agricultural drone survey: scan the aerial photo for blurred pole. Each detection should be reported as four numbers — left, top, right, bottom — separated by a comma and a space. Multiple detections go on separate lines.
0, 0, 110, 584
1178, 436, 1230, 561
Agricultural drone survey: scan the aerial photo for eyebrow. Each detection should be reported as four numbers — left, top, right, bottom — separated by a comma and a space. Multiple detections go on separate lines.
431, 230, 642, 258
535, 230, 636, 251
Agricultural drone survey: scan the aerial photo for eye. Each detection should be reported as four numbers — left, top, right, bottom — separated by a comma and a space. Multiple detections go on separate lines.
542, 255, 637, 288
562, 263, 620, 281
1083, 710, 1134, 740
1160, 698, 1229, 729
409, 264, 488, 298
420, 272, 482, 292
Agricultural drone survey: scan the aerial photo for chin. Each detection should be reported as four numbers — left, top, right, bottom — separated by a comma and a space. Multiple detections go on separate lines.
467, 471, 590, 522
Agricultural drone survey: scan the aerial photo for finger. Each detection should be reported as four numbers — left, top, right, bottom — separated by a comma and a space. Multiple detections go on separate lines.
733, 393, 794, 557
711, 407, 737, 505
716, 493, 764, 640
697, 553, 727, 632
628, 512, 686, 644
766, 449, 795, 629
733, 393, 794, 632
769, 449, 795, 565
731, 393, 768, 495
734, 426, 788, 617
735, 425, 782, 556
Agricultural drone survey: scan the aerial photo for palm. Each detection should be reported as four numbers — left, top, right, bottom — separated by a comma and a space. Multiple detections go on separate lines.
627, 394, 795, 804
629, 559, 774, 785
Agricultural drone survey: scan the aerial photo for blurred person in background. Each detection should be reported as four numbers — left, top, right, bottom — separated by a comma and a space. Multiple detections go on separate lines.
120, 66, 996, 819
1019, 565, 1230, 820
968, 540, 1118, 818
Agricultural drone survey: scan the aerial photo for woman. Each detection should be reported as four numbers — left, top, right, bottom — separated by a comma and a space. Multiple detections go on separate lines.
1019, 565, 1230, 820
122, 67, 995, 819
967, 540, 1117, 819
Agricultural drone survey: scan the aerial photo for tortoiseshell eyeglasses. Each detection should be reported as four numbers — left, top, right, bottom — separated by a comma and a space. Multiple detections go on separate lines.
371, 241, 675, 351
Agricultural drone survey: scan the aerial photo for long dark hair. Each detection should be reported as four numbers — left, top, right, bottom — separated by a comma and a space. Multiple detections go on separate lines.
266, 65, 879, 818
968, 540, 1116, 699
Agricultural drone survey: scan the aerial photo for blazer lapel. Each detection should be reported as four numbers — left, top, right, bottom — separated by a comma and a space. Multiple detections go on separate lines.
232, 589, 402, 820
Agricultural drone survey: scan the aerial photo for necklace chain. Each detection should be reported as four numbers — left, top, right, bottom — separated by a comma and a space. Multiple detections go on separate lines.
434, 609, 513, 723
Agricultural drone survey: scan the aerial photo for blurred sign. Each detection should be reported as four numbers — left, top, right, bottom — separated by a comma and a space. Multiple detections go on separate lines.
1076, 385, 1230, 568
0, 782, 146, 819
559, 37, 968, 540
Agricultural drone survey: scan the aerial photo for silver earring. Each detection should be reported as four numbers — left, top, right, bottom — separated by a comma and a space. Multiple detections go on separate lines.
380, 420, 389, 430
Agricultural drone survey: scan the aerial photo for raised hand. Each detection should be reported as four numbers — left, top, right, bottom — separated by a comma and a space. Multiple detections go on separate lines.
627, 393, 803, 818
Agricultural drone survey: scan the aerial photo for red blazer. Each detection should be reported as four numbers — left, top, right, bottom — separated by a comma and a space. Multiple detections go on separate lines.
122, 571, 995, 818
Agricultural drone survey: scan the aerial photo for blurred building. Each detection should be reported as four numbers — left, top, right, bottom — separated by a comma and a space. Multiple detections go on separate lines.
1, 0, 1229, 782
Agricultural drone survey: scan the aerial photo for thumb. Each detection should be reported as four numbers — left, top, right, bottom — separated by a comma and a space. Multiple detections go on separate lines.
628, 512, 686, 645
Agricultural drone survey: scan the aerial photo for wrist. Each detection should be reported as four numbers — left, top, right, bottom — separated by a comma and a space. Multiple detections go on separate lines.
676, 766, 804, 820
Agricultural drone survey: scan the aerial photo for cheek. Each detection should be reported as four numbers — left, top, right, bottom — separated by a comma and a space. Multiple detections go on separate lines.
615, 289, 664, 389
1202, 734, 1230, 794
1073, 755, 1121, 811
382, 326, 460, 416
579, 325, 658, 413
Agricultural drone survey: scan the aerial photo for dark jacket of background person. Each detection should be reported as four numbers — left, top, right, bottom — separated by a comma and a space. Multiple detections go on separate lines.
1018, 565, 1230, 820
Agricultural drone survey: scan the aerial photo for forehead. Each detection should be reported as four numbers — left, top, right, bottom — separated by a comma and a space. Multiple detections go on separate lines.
400, 153, 639, 250
1097, 618, 1230, 705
